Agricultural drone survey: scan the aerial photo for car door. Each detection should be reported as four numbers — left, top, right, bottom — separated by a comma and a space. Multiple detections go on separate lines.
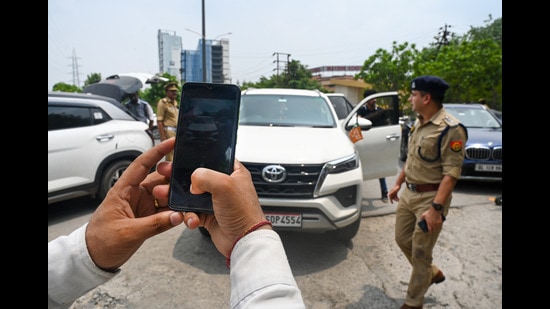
48, 102, 119, 193
341, 91, 401, 180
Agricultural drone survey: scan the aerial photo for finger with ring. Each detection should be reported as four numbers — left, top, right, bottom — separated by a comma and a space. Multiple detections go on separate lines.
154, 198, 160, 208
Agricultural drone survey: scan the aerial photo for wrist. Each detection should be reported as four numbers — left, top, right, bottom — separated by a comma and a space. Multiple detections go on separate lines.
431, 201, 443, 211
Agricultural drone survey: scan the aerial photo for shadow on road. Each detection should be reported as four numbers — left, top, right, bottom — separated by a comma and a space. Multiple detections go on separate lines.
172, 228, 350, 276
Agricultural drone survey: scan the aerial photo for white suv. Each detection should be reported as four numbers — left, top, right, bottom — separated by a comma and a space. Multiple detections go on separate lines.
236, 88, 401, 240
48, 92, 155, 204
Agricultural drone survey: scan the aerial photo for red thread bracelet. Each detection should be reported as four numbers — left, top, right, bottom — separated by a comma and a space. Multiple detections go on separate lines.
225, 219, 273, 269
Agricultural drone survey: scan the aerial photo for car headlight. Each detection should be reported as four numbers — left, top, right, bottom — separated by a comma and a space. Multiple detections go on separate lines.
314, 152, 360, 197
325, 152, 359, 174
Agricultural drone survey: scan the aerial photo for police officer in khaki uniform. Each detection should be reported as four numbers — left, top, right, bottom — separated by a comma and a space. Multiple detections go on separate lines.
156, 82, 180, 161
388, 76, 468, 309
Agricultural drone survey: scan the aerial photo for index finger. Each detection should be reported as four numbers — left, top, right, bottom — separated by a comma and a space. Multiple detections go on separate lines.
114, 138, 175, 189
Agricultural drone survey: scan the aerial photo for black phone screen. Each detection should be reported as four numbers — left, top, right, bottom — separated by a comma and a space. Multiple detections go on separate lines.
168, 82, 241, 213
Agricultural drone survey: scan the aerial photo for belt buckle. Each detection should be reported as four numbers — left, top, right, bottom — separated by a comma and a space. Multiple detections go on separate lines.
408, 183, 416, 192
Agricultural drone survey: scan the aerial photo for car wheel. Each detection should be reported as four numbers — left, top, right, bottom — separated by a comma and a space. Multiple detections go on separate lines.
332, 216, 361, 241
98, 160, 133, 200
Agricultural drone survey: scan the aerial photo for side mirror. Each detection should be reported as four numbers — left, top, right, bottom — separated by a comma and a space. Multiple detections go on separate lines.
345, 116, 372, 131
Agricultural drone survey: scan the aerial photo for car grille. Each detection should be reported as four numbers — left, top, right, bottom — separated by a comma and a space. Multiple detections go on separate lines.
465, 145, 502, 160
242, 163, 324, 198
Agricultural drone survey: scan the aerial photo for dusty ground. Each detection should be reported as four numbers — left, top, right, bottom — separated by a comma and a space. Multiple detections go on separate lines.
59, 178, 502, 309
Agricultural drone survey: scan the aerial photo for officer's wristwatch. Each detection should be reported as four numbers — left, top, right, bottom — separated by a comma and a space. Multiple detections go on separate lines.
431, 202, 443, 211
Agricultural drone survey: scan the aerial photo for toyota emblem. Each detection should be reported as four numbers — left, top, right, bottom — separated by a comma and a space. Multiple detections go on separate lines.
262, 165, 287, 183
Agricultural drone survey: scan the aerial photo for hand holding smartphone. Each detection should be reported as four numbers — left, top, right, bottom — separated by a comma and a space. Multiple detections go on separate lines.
418, 214, 446, 233
168, 82, 241, 213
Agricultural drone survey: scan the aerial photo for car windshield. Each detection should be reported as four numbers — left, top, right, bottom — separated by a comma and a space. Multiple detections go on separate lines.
445, 106, 501, 129
239, 94, 336, 128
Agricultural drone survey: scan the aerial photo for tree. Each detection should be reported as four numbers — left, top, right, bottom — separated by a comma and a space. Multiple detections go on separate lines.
242, 60, 324, 91
355, 41, 419, 114
141, 72, 180, 112
52, 82, 81, 92
83, 73, 102, 88
415, 39, 502, 109
414, 16, 502, 109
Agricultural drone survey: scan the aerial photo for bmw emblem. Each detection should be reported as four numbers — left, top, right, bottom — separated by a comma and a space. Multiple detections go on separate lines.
262, 165, 287, 183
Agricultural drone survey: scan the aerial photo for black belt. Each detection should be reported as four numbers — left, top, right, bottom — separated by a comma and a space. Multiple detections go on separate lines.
406, 182, 439, 192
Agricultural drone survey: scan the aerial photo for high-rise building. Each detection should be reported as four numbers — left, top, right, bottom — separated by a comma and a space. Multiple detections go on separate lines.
158, 30, 231, 83
181, 38, 231, 83
157, 30, 182, 78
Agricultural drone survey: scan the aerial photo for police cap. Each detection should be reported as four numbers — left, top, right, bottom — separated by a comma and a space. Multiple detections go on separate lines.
410, 75, 449, 96
164, 82, 179, 91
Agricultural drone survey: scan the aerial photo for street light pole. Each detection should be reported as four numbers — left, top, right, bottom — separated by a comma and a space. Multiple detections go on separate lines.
201, 0, 206, 82
213, 32, 232, 41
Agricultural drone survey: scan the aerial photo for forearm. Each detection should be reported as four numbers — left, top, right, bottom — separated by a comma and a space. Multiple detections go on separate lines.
48, 223, 117, 308
393, 162, 407, 188
229, 229, 304, 308
433, 175, 458, 205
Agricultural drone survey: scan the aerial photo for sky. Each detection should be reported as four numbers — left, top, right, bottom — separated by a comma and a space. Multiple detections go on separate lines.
48, 0, 502, 91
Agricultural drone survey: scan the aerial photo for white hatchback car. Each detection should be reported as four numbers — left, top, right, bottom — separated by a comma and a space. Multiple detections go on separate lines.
48, 92, 155, 204
236, 88, 401, 240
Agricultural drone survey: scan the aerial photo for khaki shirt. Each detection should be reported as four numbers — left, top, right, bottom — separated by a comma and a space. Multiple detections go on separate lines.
405, 107, 468, 184
156, 97, 179, 128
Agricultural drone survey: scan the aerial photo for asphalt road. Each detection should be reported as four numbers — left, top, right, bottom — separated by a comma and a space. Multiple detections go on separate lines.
48, 174, 502, 309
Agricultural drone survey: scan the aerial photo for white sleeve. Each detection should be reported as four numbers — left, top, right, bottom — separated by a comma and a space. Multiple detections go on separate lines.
229, 229, 305, 309
48, 223, 117, 309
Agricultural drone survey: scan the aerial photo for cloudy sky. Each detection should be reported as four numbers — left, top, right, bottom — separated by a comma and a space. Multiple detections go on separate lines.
48, 0, 502, 90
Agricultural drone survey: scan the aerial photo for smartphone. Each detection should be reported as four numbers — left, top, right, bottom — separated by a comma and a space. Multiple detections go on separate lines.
418, 214, 446, 233
168, 82, 241, 213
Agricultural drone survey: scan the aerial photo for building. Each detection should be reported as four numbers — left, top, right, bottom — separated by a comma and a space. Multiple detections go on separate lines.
310, 66, 371, 104
158, 29, 231, 84
181, 38, 231, 83
157, 30, 182, 78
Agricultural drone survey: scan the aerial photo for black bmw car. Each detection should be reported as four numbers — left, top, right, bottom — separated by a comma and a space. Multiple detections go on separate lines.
400, 103, 502, 182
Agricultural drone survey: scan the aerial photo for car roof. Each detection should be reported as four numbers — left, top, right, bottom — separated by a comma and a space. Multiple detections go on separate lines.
241, 88, 325, 97
444, 103, 487, 110
48, 91, 140, 121
48, 91, 137, 121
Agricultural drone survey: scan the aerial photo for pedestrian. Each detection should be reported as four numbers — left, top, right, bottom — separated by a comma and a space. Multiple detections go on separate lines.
124, 91, 154, 130
156, 81, 180, 161
387, 75, 468, 309
359, 89, 389, 202
48, 138, 305, 309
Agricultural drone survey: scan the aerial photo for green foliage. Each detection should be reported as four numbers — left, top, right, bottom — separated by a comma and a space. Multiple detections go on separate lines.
241, 60, 324, 91
416, 39, 502, 109
84, 73, 102, 88
356, 16, 501, 113
50, 17, 501, 112
355, 41, 419, 113
52, 82, 81, 92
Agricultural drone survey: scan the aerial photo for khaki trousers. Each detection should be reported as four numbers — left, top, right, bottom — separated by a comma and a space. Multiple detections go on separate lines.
164, 129, 177, 161
394, 188, 449, 307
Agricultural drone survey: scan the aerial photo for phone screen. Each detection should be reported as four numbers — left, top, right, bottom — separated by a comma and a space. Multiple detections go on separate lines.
168, 82, 241, 213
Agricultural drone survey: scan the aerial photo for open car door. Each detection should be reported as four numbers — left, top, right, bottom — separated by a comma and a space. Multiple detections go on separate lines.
341, 91, 401, 180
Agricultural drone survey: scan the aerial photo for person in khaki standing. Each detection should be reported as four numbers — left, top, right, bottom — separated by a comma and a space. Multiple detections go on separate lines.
156, 82, 180, 161
387, 76, 468, 309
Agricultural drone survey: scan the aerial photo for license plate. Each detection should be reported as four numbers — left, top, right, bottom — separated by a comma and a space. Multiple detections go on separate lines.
265, 213, 302, 227
475, 164, 502, 172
